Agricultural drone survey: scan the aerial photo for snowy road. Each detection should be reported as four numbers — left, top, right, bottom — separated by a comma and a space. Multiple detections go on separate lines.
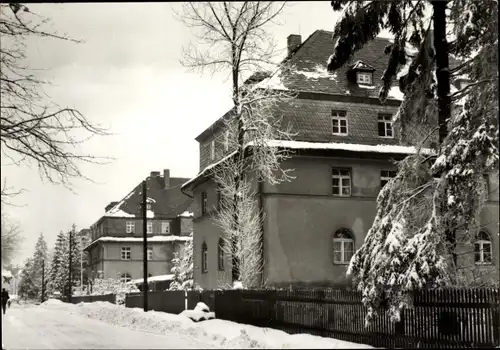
1, 305, 214, 349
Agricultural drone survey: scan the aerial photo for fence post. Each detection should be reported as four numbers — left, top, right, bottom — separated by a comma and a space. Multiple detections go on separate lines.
494, 289, 500, 347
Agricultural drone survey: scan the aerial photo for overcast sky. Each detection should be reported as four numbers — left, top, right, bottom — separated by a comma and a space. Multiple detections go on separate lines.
1, 2, 355, 265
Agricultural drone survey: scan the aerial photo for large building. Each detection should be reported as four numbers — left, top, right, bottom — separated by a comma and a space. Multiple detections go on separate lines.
84, 169, 194, 283
181, 30, 499, 289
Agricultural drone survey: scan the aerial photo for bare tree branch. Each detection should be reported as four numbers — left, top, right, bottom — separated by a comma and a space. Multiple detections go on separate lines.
0, 3, 113, 197
177, 1, 292, 287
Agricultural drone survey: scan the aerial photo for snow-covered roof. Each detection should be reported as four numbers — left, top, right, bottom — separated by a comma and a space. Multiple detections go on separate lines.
182, 140, 435, 191
84, 235, 192, 251
351, 60, 375, 71
104, 190, 136, 217
127, 274, 174, 285
178, 211, 194, 218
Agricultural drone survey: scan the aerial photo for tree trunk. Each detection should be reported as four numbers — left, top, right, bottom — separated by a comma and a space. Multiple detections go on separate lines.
432, 1, 456, 266
432, 0, 451, 144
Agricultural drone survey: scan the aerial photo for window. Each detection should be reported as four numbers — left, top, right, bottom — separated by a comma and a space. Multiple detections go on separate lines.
333, 229, 355, 264
146, 202, 152, 211
332, 110, 348, 136
218, 238, 225, 271
475, 231, 492, 265
224, 130, 230, 152
119, 273, 131, 283
201, 242, 208, 273
380, 170, 397, 188
332, 168, 351, 196
147, 247, 153, 261
210, 140, 215, 160
121, 247, 131, 260
357, 72, 373, 85
201, 191, 208, 215
147, 221, 153, 234
378, 114, 394, 138
126, 221, 135, 234
161, 221, 170, 234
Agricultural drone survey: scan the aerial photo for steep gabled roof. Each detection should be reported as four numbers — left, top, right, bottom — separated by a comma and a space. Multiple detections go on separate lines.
103, 175, 192, 220
194, 29, 462, 143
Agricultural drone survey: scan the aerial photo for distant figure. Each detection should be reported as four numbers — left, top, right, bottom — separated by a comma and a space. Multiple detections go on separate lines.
1, 288, 9, 314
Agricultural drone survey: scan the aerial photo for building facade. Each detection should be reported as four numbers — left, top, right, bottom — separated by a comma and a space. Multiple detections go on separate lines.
84, 169, 194, 282
182, 30, 499, 290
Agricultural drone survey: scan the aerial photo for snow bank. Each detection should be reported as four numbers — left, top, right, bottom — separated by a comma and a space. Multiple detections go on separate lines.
180, 302, 215, 322
42, 299, 64, 305
40, 301, 375, 349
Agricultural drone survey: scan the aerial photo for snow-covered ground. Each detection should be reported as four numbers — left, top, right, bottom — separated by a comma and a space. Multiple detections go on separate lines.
2, 301, 212, 349
12, 299, 375, 349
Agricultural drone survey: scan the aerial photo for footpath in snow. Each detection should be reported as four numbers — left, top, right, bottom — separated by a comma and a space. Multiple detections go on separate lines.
40, 299, 374, 349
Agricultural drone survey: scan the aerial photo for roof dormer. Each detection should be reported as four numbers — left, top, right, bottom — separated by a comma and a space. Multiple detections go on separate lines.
347, 60, 376, 85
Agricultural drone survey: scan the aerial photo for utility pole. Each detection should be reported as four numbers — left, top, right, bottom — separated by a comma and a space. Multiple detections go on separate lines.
68, 225, 74, 303
142, 180, 148, 312
41, 259, 45, 303
80, 234, 83, 293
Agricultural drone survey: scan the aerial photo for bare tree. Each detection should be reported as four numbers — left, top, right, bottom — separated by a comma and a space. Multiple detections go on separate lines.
1, 207, 23, 266
176, 2, 296, 288
0, 3, 111, 201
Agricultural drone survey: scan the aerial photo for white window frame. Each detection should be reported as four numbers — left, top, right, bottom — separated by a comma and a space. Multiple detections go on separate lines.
332, 168, 351, 197
378, 114, 394, 138
121, 247, 131, 260
475, 232, 492, 265
224, 130, 230, 152
331, 111, 348, 136
161, 221, 170, 234
147, 221, 153, 234
126, 221, 135, 234
210, 140, 215, 160
380, 170, 397, 188
357, 72, 373, 85
119, 273, 131, 283
333, 230, 355, 265
146, 202, 152, 211
147, 247, 153, 261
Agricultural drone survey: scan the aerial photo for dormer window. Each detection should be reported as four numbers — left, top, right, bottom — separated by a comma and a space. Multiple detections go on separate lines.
349, 60, 375, 85
357, 72, 373, 85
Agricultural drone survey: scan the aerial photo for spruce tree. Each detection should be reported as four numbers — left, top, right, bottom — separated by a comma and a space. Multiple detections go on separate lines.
30, 233, 48, 300
18, 258, 36, 300
49, 231, 67, 295
168, 252, 183, 291
180, 232, 194, 290
327, 1, 498, 324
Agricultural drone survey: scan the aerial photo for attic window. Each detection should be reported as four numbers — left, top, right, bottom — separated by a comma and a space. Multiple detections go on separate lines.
357, 72, 373, 85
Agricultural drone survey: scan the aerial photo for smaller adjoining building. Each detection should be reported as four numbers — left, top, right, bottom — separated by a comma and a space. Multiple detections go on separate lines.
84, 169, 194, 284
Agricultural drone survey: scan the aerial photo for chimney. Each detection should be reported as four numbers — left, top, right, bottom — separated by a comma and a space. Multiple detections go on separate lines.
150, 171, 160, 177
105, 201, 119, 212
163, 169, 170, 189
287, 34, 301, 56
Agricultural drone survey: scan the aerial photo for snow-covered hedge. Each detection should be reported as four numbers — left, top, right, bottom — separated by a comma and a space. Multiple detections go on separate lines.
91, 278, 139, 305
